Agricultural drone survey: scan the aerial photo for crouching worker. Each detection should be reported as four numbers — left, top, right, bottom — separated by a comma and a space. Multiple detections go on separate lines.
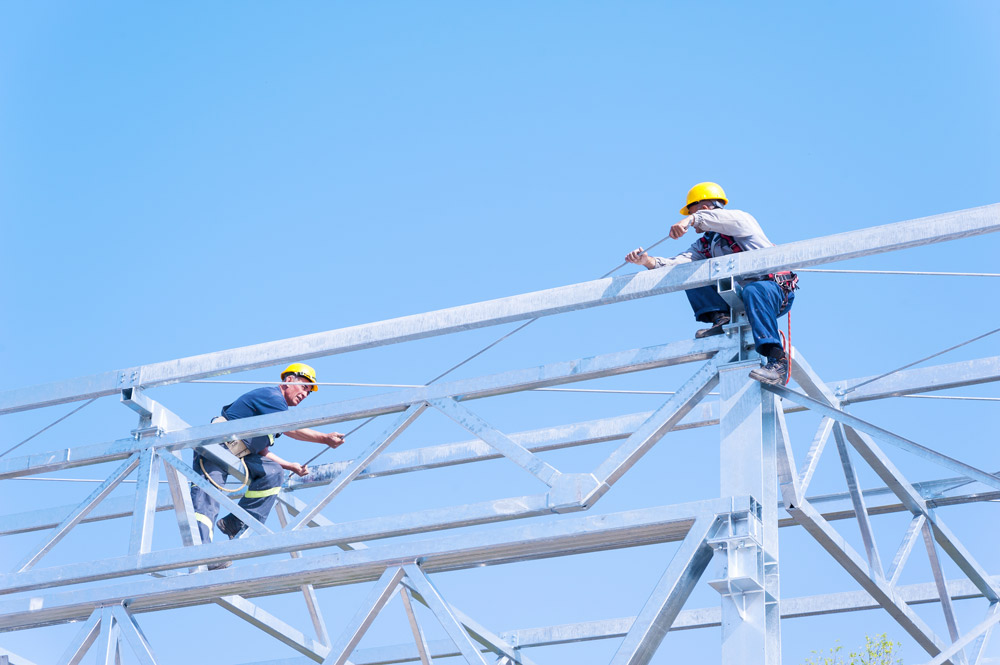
190, 363, 344, 558
625, 182, 798, 385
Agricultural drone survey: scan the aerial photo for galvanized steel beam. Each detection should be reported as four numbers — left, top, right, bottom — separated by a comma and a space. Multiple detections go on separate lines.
4, 204, 997, 415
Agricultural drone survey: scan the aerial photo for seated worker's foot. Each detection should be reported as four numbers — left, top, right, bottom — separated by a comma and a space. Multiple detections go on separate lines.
695, 312, 730, 339
216, 517, 243, 540
749, 357, 789, 385
207, 560, 232, 571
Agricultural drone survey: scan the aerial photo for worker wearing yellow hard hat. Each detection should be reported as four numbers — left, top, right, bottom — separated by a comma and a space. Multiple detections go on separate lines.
191, 362, 345, 564
625, 182, 799, 385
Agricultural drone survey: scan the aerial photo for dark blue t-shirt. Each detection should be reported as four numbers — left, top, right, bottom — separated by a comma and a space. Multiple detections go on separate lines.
222, 386, 288, 453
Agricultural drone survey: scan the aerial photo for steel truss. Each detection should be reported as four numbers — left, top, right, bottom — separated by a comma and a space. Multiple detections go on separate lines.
0, 204, 998, 665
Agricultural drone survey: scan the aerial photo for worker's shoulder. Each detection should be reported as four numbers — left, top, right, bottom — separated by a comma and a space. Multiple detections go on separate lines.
232, 385, 287, 411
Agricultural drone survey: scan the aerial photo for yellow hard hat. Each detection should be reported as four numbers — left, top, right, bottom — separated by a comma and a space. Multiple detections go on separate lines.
680, 182, 728, 215
281, 363, 318, 392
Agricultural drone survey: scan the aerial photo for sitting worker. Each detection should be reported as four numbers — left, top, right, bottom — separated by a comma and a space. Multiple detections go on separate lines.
191, 362, 345, 554
625, 182, 797, 385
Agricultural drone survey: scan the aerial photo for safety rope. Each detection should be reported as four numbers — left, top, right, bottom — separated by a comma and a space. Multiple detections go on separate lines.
842, 326, 1000, 395
199, 455, 250, 494
298, 231, 676, 471
0, 398, 98, 458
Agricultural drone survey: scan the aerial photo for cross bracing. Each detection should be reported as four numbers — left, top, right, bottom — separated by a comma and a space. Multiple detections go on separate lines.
0, 204, 998, 664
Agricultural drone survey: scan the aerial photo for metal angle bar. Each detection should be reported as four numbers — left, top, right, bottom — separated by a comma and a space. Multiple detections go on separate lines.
215, 594, 330, 662
3, 467, 994, 599
14, 454, 140, 573
399, 587, 433, 665
0, 649, 39, 665
56, 608, 102, 665
763, 384, 1000, 491
7, 203, 997, 415
836, 355, 1000, 402
609, 515, 717, 665
0, 337, 726, 480
96, 606, 119, 665
888, 515, 926, 587
290, 404, 428, 530
275, 502, 331, 646
0, 491, 554, 595
287, 352, 1000, 492
788, 498, 946, 656
922, 521, 966, 661
109, 606, 158, 665
342, 576, 1000, 663
594, 352, 731, 487
400, 584, 534, 665
968, 602, 999, 665
324, 566, 406, 665
0, 499, 735, 630
429, 398, 562, 488
798, 417, 834, 495
775, 400, 802, 509
833, 424, 884, 581
839, 426, 1000, 603
159, 451, 272, 537
401, 564, 489, 665
923, 608, 1000, 665
160, 453, 202, 548
129, 448, 160, 555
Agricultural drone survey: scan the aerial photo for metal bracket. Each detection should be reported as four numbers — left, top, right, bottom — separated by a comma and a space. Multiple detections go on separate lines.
707, 505, 766, 618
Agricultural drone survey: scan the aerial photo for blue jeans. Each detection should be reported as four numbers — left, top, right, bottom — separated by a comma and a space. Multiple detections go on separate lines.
685, 280, 794, 352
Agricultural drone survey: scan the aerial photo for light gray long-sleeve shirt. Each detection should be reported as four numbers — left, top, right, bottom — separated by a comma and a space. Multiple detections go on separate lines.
650, 208, 774, 268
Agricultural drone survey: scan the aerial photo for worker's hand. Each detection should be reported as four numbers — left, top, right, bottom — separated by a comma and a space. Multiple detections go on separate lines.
287, 462, 309, 477
669, 219, 691, 239
625, 248, 656, 270
325, 432, 345, 449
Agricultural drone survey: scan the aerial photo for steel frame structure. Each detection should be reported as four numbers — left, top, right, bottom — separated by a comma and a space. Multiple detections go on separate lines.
0, 204, 998, 665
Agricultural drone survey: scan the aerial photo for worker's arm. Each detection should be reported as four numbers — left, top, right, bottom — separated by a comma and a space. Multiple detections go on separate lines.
264, 451, 309, 477
626, 247, 700, 270
283, 428, 345, 448
689, 209, 764, 238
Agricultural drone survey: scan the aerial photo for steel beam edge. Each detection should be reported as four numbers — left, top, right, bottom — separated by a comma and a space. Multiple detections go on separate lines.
4, 203, 997, 414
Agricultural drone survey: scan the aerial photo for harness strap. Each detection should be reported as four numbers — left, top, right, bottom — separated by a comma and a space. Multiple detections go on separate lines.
697, 232, 744, 259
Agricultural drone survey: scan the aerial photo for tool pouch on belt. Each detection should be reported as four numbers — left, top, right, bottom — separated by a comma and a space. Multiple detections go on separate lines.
211, 416, 252, 459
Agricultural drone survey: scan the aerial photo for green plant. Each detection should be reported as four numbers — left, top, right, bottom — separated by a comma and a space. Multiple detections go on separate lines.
803, 633, 902, 665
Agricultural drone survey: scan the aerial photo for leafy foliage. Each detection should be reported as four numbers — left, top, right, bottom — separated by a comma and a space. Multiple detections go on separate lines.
803, 633, 903, 665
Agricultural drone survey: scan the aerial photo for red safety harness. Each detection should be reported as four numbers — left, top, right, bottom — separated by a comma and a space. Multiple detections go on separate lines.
699, 233, 799, 385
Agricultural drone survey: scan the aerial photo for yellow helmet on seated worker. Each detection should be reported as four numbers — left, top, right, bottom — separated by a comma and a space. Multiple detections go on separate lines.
281, 363, 319, 392
680, 182, 728, 215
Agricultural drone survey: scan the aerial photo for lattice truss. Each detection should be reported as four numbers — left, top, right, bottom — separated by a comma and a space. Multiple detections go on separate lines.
0, 206, 998, 665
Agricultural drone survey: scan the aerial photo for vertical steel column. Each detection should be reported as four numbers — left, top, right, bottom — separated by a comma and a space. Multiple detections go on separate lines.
716, 360, 780, 665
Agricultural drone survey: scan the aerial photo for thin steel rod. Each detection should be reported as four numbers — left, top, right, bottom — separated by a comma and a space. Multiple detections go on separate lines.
0, 398, 97, 458
843, 327, 1000, 395
797, 269, 1000, 277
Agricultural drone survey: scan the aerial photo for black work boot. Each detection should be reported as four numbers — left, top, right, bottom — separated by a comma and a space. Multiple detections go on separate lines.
216, 516, 242, 540
749, 356, 789, 385
694, 312, 730, 339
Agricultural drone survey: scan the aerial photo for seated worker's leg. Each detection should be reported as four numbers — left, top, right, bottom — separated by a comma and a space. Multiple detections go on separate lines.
190, 450, 228, 544
742, 281, 795, 385
685, 286, 731, 338
217, 454, 283, 539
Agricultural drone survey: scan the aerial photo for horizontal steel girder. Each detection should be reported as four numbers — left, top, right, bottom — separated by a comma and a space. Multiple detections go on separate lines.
0, 498, 740, 631
0, 337, 731, 480
3, 204, 997, 415
340, 576, 1000, 665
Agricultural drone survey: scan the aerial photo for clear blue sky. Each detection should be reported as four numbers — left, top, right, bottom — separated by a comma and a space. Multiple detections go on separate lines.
1, 3, 998, 664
